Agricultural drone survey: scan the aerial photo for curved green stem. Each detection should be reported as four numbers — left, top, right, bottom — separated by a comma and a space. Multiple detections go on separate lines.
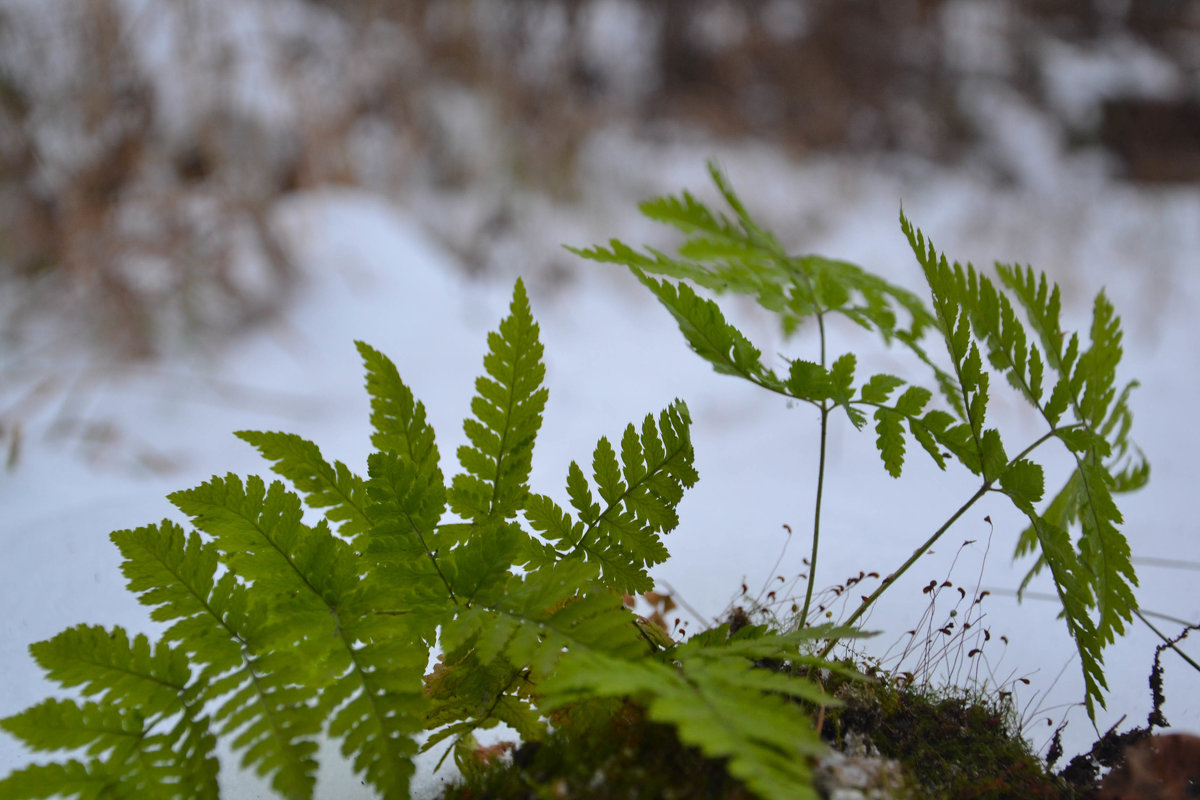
799, 404, 830, 625
818, 481, 992, 659
798, 300, 830, 626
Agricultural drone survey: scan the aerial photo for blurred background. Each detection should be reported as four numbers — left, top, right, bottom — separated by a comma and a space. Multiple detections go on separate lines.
2, 0, 1199, 792
2, 0, 1197, 398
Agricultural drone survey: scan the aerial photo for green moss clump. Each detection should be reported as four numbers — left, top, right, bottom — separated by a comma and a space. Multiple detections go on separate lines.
439, 699, 754, 800
439, 657, 1086, 800
822, 668, 1076, 799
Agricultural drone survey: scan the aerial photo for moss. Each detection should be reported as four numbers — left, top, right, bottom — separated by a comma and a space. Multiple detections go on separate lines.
440, 699, 754, 800
437, 656, 1085, 800
821, 667, 1078, 799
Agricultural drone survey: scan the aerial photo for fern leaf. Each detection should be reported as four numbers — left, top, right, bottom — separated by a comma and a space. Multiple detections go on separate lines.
0, 699, 221, 800
533, 402, 697, 593
438, 569, 643, 709
172, 473, 431, 797
522, 492, 585, 558
639, 185, 742, 241
322, 633, 429, 800
999, 459, 1045, 507
436, 521, 520, 608
828, 353, 864, 427
450, 279, 548, 522
1, 698, 145, 757
421, 651, 545, 755
1010, 505, 1110, 718
598, 164, 941, 359
30, 626, 190, 715
110, 522, 321, 798
632, 270, 782, 391
356, 341, 443, 484
170, 475, 359, 626
784, 359, 830, 403
543, 650, 831, 800
10, 626, 220, 800
0, 761, 125, 800
364, 449, 453, 616
427, 560, 644, 759
905, 214, 1143, 719
1075, 463, 1137, 645
857, 383, 946, 476
235, 431, 371, 544
902, 214, 1002, 478
859, 373, 905, 404
568, 240, 729, 295
110, 522, 251, 673
874, 409, 906, 478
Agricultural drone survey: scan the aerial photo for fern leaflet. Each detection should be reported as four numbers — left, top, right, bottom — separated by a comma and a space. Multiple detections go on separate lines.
901, 213, 1140, 718
524, 401, 697, 594
450, 278, 548, 523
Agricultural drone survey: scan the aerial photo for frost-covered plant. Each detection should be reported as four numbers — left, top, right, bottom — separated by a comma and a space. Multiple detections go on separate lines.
573, 160, 1147, 720
0, 281, 858, 800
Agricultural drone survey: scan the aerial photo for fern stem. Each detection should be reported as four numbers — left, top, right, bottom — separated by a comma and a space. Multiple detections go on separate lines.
817, 481, 991, 659
798, 303, 830, 627
799, 405, 830, 626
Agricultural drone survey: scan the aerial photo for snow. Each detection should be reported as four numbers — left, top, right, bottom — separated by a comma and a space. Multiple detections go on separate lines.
3, 2, 1200, 795
1038, 34, 1187, 129
4, 149, 1199, 796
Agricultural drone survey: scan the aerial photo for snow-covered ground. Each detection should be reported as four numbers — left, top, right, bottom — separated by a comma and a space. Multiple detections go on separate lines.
2, 130, 1199, 797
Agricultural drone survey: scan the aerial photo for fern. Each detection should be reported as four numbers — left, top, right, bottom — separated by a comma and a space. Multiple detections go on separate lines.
542, 623, 865, 800
3, 165, 1152, 799
523, 401, 697, 594
3, 276, 857, 800
2, 625, 218, 800
900, 216, 1144, 717
581, 160, 1147, 720
449, 279, 548, 524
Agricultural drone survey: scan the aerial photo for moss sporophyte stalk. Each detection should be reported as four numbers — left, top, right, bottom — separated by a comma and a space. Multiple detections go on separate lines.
1, 162, 1152, 799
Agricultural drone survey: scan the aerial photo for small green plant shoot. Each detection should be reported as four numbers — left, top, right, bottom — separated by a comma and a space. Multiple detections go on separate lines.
1, 162, 1147, 800
572, 161, 1147, 720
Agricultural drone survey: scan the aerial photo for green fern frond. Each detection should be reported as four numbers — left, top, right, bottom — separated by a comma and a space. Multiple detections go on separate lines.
171, 472, 430, 798
321, 632, 429, 800
364, 448, 454, 614
0, 760, 127, 800
903, 219, 997, 476
901, 214, 1140, 718
111, 523, 256, 673
110, 522, 320, 798
631, 269, 782, 390
450, 278, 548, 523
1011, 505, 1110, 718
356, 340, 443, 485
235, 431, 371, 545
639, 180, 743, 241
420, 650, 544, 759
4, 625, 220, 800
30, 626, 191, 715
436, 521, 520, 608
426, 561, 647, 751
542, 624, 861, 800
1, 698, 145, 758
526, 401, 697, 594
445, 561, 646, 676
579, 163, 941, 385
